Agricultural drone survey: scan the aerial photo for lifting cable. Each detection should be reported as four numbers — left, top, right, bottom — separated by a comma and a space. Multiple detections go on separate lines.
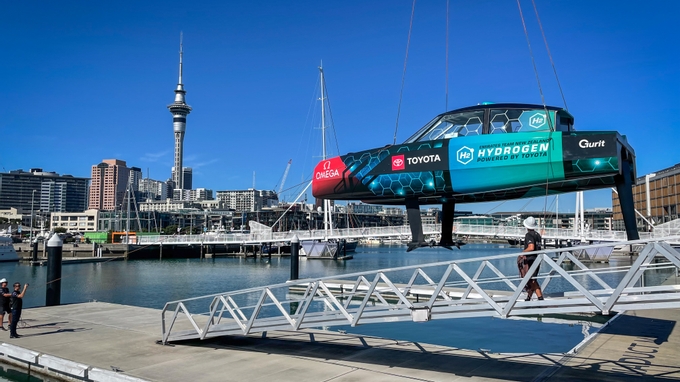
393, 0, 417, 145
531, 0, 569, 111
516, 0, 547, 108
445, 0, 450, 111
517, 0, 559, 226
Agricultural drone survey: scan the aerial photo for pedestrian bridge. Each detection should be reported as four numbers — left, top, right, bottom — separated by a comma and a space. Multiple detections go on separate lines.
140, 220, 680, 247
160, 237, 680, 344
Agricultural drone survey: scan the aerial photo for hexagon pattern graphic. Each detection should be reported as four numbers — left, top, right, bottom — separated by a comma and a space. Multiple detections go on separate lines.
573, 157, 617, 173
343, 141, 449, 198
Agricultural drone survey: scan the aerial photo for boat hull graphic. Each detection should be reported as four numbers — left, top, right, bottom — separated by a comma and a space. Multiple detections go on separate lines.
314, 131, 632, 204
312, 103, 638, 250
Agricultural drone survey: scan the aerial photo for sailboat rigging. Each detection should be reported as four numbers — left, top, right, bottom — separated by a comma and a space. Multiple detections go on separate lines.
302, 64, 357, 259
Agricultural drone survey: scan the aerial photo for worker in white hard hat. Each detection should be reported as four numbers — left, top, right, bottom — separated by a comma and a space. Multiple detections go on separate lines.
521, 217, 544, 301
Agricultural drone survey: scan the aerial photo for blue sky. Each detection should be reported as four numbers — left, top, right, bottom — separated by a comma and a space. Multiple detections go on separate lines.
2, 1, 679, 214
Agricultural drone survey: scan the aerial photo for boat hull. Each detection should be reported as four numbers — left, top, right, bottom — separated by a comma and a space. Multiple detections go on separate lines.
301, 240, 357, 259
312, 131, 635, 204
0, 237, 20, 262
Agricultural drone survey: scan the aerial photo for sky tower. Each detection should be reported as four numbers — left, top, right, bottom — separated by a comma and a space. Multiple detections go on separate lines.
168, 33, 192, 189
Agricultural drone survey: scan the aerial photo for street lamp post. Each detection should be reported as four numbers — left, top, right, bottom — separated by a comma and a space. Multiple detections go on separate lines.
29, 190, 36, 242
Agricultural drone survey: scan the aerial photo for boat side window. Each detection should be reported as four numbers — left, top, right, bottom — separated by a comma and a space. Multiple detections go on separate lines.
489, 109, 524, 134
491, 109, 553, 133
556, 113, 574, 132
423, 111, 483, 141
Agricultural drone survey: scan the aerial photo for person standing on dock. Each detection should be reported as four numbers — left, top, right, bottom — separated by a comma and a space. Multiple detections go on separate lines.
521, 217, 544, 301
9, 282, 28, 338
0, 279, 10, 330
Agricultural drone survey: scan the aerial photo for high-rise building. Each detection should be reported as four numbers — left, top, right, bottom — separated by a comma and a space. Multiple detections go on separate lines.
138, 178, 168, 201
0, 169, 89, 213
168, 34, 192, 190
182, 167, 192, 190
89, 159, 141, 211
216, 189, 278, 212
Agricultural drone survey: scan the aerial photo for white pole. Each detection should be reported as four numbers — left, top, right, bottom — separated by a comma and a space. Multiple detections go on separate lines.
573, 192, 579, 238
555, 195, 559, 228
126, 179, 131, 244
580, 191, 585, 240
29, 190, 36, 242
645, 173, 656, 224
319, 63, 329, 236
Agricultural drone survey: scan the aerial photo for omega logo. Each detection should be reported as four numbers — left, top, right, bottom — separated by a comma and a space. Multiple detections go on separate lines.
316, 160, 340, 179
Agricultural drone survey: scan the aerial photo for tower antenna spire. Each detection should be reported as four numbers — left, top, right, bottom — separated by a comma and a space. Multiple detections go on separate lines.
168, 32, 192, 190
179, 31, 183, 85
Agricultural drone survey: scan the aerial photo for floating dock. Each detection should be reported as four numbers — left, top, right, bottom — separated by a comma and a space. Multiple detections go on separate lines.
0, 302, 677, 381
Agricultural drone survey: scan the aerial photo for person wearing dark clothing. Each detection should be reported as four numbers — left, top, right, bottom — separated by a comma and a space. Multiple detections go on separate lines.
0, 279, 10, 330
9, 282, 28, 339
520, 217, 544, 301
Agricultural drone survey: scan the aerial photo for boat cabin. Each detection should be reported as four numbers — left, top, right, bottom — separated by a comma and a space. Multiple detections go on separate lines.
404, 103, 574, 143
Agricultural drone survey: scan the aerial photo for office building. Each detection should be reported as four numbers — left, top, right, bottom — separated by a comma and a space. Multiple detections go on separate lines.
612, 163, 680, 231
182, 167, 192, 190
51, 209, 99, 232
88, 159, 142, 211
138, 178, 168, 201
216, 189, 278, 212
0, 169, 88, 213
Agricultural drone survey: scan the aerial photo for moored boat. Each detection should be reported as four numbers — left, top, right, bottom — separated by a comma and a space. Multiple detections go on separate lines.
0, 235, 20, 262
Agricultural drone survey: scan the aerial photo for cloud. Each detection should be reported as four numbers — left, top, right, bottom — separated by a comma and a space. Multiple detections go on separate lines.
187, 158, 219, 169
140, 150, 170, 162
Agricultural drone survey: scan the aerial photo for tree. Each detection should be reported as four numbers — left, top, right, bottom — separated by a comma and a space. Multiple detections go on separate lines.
54, 227, 67, 234
162, 225, 179, 235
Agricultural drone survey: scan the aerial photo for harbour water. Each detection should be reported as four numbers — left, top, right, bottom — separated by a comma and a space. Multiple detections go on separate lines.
0, 243, 669, 354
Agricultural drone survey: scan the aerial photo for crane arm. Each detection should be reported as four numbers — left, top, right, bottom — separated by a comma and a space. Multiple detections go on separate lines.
278, 159, 292, 195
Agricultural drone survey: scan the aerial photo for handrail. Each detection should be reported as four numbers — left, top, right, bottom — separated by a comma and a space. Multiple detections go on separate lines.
140, 224, 677, 245
160, 237, 680, 344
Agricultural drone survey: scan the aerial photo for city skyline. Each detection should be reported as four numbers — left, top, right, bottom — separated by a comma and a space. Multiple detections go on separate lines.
2, 1, 679, 213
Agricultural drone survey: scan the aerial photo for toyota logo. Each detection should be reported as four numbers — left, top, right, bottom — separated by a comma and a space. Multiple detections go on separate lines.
393, 158, 403, 167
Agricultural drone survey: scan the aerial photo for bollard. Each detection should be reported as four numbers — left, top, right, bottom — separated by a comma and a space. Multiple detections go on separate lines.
31, 240, 38, 263
290, 235, 300, 280
46, 234, 63, 306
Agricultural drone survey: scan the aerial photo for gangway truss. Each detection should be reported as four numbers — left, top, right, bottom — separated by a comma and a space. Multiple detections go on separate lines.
161, 238, 680, 344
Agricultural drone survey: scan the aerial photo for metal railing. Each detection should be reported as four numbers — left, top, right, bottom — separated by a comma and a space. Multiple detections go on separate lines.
161, 237, 680, 344
138, 223, 672, 246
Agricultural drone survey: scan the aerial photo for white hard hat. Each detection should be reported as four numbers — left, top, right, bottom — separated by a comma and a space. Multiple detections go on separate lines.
0, 279, 6, 284
523, 216, 538, 230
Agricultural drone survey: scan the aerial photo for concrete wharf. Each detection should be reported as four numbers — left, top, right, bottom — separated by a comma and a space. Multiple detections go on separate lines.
0, 302, 678, 381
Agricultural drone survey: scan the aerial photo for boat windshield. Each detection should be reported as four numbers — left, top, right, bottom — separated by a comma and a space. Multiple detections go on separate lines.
403, 110, 484, 143
404, 107, 563, 143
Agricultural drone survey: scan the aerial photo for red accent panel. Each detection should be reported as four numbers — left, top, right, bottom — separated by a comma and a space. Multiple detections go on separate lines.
312, 157, 347, 197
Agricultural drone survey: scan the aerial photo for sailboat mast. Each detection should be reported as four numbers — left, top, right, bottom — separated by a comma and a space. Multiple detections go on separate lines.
319, 64, 330, 235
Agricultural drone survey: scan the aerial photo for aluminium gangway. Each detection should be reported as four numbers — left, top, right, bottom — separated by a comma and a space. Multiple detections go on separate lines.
161, 237, 680, 344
